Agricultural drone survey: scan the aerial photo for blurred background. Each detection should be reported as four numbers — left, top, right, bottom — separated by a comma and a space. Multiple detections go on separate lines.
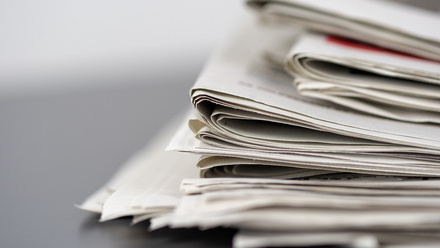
0, 0, 240, 96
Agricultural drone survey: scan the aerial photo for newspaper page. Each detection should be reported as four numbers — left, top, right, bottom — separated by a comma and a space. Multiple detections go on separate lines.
168, 119, 440, 177
180, 178, 440, 196
188, 12, 440, 151
153, 187, 440, 231
246, 0, 440, 60
79, 113, 200, 223
152, 174, 440, 232
234, 230, 440, 248
285, 32, 440, 122
161, 12, 440, 178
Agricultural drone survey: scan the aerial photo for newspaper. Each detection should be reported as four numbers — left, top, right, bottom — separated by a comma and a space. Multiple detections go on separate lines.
169, 117, 440, 177
187, 18, 440, 150
285, 32, 440, 122
180, 178, 440, 196
234, 231, 379, 248
166, 16, 440, 177
152, 180, 440, 231
234, 230, 440, 248
246, 0, 440, 61
78, 114, 200, 222
150, 172, 440, 233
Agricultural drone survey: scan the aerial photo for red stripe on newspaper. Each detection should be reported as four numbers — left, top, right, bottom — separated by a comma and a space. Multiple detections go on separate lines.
326, 35, 434, 62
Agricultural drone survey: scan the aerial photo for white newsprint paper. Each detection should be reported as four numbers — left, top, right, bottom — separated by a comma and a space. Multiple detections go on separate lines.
166, 15, 440, 177
189, 14, 440, 151
79, 114, 200, 222
246, 0, 440, 61
234, 230, 440, 248
285, 32, 440, 123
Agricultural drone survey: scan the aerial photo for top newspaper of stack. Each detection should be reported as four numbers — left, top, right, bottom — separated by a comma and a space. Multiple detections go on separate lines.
168, 4, 440, 177
247, 0, 440, 122
246, 0, 440, 61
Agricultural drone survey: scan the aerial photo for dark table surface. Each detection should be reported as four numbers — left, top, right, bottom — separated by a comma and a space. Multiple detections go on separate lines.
0, 57, 236, 248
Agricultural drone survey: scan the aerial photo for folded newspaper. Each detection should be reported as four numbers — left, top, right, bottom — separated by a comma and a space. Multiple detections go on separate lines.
167, 15, 440, 178
247, 0, 440, 61
247, 0, 440, 122
154, 178, 440, 232
285, 31, 440, 123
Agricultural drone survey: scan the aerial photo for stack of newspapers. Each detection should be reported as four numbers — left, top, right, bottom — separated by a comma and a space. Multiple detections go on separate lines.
80, 1, 440, 247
